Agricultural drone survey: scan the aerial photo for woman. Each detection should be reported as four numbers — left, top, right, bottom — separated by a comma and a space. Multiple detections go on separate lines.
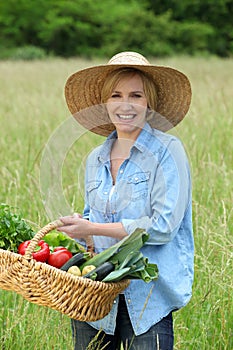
58, 52, 194, 350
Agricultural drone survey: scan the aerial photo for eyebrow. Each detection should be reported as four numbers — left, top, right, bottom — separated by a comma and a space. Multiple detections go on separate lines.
112, 90, 144, 93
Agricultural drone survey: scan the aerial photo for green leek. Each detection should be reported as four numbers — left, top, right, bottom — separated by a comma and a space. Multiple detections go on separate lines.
81, 228, 159, 283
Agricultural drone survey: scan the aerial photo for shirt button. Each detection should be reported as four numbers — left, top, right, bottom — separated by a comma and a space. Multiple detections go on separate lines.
120, 169, 123, 174
135, 177, 138, 181
113, 300, 117, 304
104, 191, 108, 195
128, 299, 131, 303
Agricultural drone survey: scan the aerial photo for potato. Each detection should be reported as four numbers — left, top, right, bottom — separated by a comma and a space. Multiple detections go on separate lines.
82, 265, 96, 276
67, 266, 82, 276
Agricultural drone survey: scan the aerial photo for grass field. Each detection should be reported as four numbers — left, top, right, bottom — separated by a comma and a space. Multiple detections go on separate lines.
0, 56, 232, 349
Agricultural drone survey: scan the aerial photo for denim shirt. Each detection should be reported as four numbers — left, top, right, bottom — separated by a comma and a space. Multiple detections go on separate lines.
83, 123, 194, 336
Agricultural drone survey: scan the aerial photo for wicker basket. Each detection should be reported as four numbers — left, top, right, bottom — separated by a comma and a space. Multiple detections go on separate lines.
0, 249, 27, 294
0, 220, 129, 321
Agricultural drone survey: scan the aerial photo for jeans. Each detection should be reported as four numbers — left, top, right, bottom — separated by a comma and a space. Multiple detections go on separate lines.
71, 295, 174, 350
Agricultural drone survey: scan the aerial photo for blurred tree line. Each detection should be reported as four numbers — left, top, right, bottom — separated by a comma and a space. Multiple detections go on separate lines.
0, 0, 232, 59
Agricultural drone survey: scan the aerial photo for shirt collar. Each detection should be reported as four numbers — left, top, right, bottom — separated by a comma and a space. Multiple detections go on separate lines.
98, 123, 154, 163
98, 131, 117, 163
133, 122, 154, 152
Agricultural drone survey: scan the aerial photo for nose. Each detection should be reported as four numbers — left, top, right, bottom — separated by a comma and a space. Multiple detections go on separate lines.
121, 94, 131, 103
119, 98, 133, 110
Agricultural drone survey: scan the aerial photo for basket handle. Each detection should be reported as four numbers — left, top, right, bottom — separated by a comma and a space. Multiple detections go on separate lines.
24, 220, 94, 259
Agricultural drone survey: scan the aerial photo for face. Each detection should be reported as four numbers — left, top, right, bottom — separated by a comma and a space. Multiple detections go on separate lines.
106, 74, 148, 139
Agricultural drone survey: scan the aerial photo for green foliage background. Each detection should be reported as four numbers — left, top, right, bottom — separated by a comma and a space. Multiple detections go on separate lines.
0, 0, 232, 58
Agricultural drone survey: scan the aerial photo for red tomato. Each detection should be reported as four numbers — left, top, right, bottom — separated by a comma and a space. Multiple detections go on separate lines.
48, 249, 73, 268
54, 246, 68, 252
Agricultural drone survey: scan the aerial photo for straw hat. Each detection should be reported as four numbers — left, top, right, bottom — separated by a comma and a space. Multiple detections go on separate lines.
65, 51, 192, 136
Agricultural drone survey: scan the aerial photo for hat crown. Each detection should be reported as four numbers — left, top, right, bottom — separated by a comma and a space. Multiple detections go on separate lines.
108, 51, 151, 66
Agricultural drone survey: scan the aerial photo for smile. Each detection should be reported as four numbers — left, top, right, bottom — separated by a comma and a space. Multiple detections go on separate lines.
117, 114, 136, 120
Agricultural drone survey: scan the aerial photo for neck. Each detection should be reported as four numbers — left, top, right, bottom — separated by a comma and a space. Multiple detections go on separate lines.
116, 128, 141, 142
114, 138, 134, 158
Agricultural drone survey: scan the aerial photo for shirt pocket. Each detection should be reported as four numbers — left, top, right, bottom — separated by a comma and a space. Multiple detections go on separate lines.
126, 171, 150, 201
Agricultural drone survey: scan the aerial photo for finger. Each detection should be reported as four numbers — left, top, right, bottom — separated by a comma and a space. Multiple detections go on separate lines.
59, 215, 73, 222
73, 212, 82, 218
57, 225, 74, 232
59, 216, 79, 225
57, 226, 77, 238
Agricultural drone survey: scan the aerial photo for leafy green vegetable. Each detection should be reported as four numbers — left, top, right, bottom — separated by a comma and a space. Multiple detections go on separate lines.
102, 254, 158, 283
43, 231, 86, 253
0, 203, 35, 252
82, 228, 159, 283
82, 228, 148, 268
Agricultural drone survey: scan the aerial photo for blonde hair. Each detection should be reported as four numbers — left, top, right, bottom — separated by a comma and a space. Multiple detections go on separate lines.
100, 68, 158, 111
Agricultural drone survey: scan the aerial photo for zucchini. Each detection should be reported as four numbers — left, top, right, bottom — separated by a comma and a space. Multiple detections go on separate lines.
60, 252, 91, 271
83, 261, 115, 281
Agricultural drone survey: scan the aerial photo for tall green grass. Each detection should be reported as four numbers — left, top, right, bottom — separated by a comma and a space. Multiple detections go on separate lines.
0, 56, 232, 349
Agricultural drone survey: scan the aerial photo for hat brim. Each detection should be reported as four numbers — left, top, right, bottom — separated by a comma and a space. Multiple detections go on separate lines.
65, 63, 192, 136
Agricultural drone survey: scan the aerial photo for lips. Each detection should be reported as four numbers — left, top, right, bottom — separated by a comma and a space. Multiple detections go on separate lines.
116, 114, 136, 120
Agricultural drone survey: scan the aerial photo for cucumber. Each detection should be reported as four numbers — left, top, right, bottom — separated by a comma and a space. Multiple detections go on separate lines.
60, 252, 91, 271
83, 261, 115, 281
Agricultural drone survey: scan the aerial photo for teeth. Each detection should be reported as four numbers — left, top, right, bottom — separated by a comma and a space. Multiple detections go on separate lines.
117, 114, 135, 120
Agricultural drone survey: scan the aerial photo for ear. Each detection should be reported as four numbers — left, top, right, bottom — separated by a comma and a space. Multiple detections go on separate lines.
146, 107, 154, 122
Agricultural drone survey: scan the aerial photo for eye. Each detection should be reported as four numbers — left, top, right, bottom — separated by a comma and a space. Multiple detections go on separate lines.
130, 92, 144, 98
110, 93, 121, 98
